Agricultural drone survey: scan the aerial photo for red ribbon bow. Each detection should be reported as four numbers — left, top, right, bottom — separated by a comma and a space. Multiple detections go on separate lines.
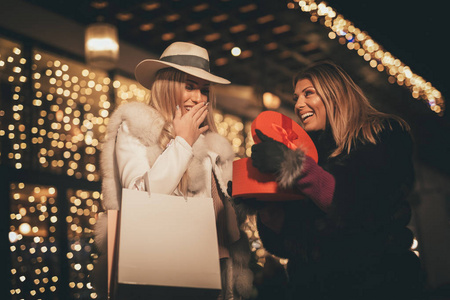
271, 124, 298, 150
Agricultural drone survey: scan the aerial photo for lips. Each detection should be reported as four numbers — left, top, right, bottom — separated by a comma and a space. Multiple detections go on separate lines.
300, 112, 314, 121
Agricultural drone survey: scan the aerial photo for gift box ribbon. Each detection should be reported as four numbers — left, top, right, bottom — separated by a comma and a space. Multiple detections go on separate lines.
272, 124, 298, 150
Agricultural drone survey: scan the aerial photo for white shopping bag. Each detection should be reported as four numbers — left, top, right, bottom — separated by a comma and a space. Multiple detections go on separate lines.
115, 188, 221, 298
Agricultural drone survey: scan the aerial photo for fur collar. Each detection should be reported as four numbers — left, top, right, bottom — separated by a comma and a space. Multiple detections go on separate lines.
100, 101, 235, 209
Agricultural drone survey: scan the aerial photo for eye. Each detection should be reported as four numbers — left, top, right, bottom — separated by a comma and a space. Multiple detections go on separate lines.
201, 88, 210, 95
292, 94, 298, 102
304, 90, 314, 97
185, 84, 193, 91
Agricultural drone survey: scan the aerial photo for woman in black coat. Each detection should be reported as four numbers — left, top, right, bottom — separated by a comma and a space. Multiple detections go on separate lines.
248, 61, 426, 299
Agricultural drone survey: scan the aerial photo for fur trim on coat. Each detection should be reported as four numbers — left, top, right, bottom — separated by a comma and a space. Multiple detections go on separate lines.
278, 148, 306, 189
99, 101, 165, 210
94, 101, 253, 298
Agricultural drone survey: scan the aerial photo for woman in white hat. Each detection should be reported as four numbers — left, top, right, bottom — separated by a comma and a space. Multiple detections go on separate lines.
95, 42, 254, 299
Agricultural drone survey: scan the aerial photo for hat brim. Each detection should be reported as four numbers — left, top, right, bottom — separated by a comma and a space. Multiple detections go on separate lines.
135, 59, 230, 89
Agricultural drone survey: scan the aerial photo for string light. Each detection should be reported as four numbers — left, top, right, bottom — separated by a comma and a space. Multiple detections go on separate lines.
214, 112, 246, 157
9, 183, 59, 298
1, 35, 255, 299
291, 0, 444, 115
66, 189, 101, 299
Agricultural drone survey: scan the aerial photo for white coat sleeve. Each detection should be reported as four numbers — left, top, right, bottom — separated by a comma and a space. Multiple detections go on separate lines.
115, 121, 193, 194
146, 136, 193, 194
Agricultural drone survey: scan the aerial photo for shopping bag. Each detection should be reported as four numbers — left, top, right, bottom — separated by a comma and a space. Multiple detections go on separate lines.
115, 188, 221, 299
107, 210, 120, 299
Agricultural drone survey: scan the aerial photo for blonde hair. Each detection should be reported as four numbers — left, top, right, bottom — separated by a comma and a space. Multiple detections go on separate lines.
293, 61, 409, 157
148, 68, 217, 194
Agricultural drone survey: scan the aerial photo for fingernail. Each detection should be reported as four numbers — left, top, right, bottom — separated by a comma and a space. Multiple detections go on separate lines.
176, 105, 180, 110
205, 102, 209, 106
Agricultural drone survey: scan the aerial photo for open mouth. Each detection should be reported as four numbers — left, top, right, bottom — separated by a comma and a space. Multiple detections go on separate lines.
301, 112, 314, 121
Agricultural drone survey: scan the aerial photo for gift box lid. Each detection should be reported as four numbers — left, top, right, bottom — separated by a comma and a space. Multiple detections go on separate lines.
232, 111, 318, 200
251, 110, 318, 161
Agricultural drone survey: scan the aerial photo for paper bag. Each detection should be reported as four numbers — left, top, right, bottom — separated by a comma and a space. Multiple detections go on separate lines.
115, 188, 221, 299
107, 210, 119, 298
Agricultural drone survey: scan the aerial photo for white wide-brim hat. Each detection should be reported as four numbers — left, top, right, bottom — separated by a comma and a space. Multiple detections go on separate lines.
135, 41, 230, 89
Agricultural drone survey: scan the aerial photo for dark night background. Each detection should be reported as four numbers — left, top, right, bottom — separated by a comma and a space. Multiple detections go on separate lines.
330, 0, 450, 176
331, 0, 448, 102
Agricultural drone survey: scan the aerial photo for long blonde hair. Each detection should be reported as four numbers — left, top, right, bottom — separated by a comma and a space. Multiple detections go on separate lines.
148, 68, 218, 194
293, 61, 409, 157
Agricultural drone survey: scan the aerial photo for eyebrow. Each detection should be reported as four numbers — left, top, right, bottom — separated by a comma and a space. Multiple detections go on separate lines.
302, 85, 314, 93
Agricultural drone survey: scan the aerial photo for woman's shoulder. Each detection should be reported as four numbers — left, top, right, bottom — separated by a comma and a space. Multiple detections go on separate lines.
110, 101, 161, 122
203, 132, 235, 162
377, 117, 412, 144
355, 117, 413, 160
108, 101, 165, 145
342, 117, 411, 159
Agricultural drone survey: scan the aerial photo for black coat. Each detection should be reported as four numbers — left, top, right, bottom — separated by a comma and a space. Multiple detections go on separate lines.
257, 120, 426, 299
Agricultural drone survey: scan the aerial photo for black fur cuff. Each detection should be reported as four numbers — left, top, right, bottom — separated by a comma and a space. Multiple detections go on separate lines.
277, 148, 306, 189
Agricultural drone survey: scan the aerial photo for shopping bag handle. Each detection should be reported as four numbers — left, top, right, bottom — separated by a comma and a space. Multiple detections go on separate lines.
143, 174, 152, 197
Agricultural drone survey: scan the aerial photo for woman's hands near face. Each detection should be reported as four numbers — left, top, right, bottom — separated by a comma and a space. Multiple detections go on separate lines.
173, 102, 209, 146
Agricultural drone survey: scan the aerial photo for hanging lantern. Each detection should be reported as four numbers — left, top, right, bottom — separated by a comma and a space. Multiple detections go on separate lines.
85, 22, 119, 70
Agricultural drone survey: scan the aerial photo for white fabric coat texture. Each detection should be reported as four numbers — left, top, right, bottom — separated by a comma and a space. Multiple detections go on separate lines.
93, 101, 254, 299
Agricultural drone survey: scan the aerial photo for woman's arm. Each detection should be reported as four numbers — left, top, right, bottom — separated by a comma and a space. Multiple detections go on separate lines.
281, 152, 335, 212
115, 121, 193, 194
256, 122, 414, 230
278, 122, 414, 222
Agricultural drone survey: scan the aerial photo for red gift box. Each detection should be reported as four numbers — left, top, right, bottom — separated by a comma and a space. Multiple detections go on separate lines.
232, 111, 318, 201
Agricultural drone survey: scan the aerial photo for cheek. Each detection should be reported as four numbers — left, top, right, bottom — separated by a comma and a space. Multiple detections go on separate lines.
181, 91, 190, 102
319, 114, 327, 127
312, 98, 327, 125
318, 106, 327, 127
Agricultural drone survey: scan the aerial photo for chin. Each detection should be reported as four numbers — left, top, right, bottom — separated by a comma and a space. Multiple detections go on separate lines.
303, 124, 314, 132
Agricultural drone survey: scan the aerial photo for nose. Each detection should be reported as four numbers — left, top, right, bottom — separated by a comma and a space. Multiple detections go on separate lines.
294, 96, 306, 110
192, 89, 202, 103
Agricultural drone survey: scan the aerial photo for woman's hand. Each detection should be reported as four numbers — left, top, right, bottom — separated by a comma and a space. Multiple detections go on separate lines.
251, 129, 289, 173
173, 102, 209, 146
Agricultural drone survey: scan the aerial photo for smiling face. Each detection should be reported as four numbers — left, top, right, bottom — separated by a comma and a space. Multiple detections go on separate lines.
181, 74, 210, 115
293, 78, 327, 132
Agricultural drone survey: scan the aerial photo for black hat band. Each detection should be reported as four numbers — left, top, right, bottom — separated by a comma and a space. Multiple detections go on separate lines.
160, 55, 210, 72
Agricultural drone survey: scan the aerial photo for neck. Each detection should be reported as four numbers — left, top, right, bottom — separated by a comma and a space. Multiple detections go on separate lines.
309, 127, 336, 162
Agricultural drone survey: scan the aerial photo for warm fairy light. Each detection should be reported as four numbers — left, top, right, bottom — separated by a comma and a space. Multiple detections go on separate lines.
9, 232, 19, 243
1, 36, 256, 299
214, 112, 246, 157
231, 47, 241, 56
9, 182, 63, 297
294, 0, 445, 115
263, 92, 281, 109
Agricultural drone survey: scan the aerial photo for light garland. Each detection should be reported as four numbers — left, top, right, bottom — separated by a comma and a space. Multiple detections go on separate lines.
290, 0, 445, 115
214, 112, 246, 157
9, 183, 60, 298
1, 35, 251, 299
66, 188, 101, 299
32, 49, 109, 182
0, 41, 26, 170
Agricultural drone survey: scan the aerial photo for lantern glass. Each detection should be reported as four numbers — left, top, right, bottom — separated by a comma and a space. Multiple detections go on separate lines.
85, 23, 119, 70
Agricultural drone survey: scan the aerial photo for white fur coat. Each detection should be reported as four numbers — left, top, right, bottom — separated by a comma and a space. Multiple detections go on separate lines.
93, 101, 254, 299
